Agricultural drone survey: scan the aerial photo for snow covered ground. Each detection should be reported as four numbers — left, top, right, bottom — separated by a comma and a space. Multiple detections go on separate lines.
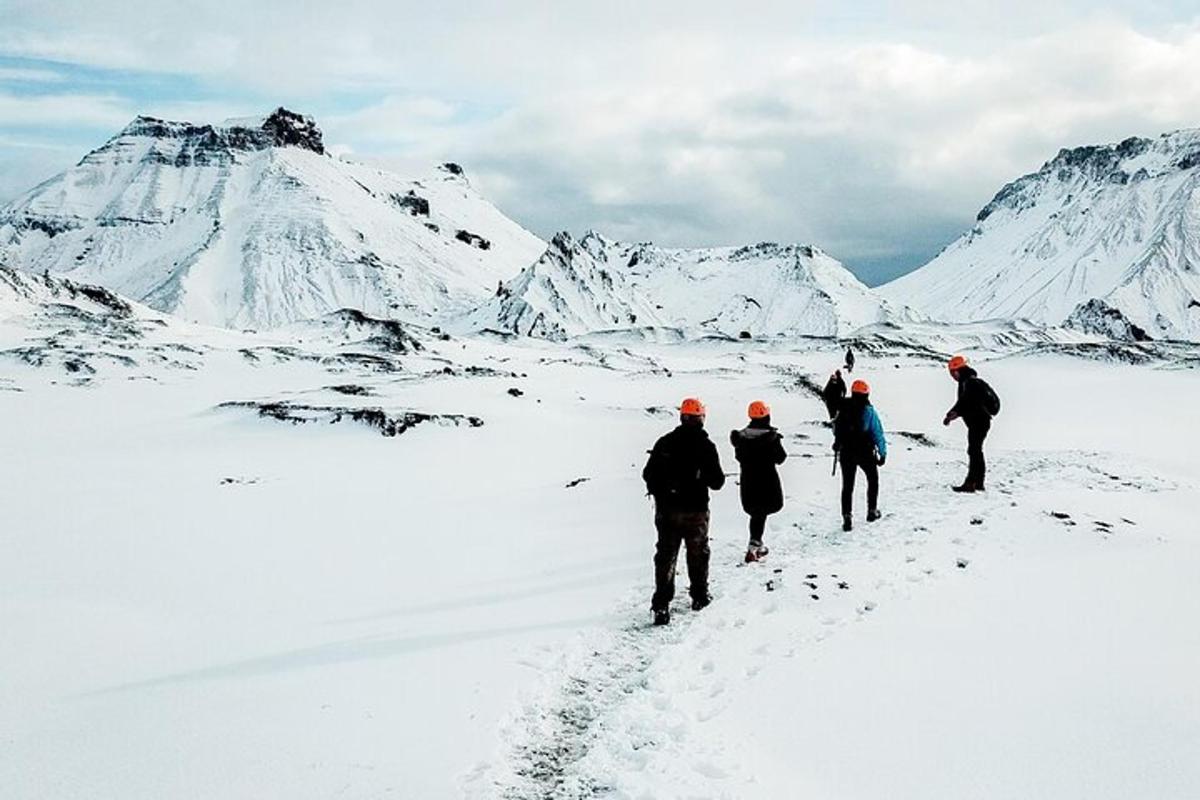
2, 317, 1198, 798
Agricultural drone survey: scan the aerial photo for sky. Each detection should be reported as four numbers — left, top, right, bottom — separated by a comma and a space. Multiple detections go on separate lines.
2, 1, 1200, 285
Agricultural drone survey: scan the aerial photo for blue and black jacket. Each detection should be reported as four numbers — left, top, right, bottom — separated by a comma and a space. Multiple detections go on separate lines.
833, 396, 887, 461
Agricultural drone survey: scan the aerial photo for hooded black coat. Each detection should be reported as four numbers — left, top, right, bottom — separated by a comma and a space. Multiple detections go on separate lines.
730, 420, 787, 516
950, 366, 998, 427
643, 423, 726, 511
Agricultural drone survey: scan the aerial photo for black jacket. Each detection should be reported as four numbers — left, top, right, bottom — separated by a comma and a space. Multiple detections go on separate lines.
643, 424, 726, 511
822, 373, 846, 420
730, 421, 787, 515
950, 366, 995, 427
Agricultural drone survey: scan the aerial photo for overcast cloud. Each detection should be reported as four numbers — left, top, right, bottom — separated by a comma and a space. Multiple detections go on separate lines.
1, 1, 1198, 283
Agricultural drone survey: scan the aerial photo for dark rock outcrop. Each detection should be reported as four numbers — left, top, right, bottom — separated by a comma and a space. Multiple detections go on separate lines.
455, 229, 492, 250
1064, 298, 1152, 342
220, 400, 484, 437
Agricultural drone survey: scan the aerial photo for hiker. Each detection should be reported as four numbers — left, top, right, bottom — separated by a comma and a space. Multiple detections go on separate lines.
730, 401, 787, 563
642, 397, 726, 626
844, 347, 856, 373
943, 355, 1000, 492
833, 380, 887, 532
821, 370, 847, 420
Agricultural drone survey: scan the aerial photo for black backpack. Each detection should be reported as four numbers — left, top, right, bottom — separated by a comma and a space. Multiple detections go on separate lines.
645, 438, 701, 500
833, 402, 870, 453
977, 378, 1001, 417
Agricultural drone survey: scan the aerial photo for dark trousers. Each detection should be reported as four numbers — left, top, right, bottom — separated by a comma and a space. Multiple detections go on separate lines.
840, 453, 879, 516
652, 509, 710, 611
748, 513, 767, 546
966, 419, 991, 486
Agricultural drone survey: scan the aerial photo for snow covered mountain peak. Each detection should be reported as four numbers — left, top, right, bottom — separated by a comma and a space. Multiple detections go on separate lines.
461, 230, 911, 340
0, 110, 544, 329
882, 126, 1200, 341
116, 107, 325, 157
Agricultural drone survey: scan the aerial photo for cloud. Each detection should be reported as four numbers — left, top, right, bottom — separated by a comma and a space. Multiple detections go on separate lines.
0, 66, 66, 83
0, 91, 134, 128
2, 3, 1200, 282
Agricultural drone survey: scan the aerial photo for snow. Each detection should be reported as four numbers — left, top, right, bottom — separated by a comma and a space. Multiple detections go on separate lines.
0, 112, 545, 329
460, 231, 915, 339
881, 128, 1200, 341
2, 284, 1198, 798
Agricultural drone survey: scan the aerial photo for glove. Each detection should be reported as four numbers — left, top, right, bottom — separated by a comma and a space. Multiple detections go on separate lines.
877, 455, 886, 467
942, 414, 953, 426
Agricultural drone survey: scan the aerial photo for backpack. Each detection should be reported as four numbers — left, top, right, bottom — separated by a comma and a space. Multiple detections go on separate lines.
645, 437, 701, 500
977, 379, 1001, 417
833, 403, 870, 453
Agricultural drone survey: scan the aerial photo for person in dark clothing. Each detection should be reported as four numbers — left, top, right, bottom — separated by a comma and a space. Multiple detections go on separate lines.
943, 355, 1000, 493
821, 370, 847, 420
833, 380, 887, 532
730, 400, 787, 563
844, 347, 856, 373
642, 397, 726, 625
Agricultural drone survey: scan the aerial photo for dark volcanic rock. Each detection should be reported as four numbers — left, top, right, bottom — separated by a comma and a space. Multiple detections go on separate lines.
220, 400, 484, 437
455, 229, 492, 250
392, 191, 430, 217
1064, 298, 1152, 342
114, 106, 325, 160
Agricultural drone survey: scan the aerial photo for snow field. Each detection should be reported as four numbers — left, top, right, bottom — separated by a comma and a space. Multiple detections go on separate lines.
1, 332, 1198, 799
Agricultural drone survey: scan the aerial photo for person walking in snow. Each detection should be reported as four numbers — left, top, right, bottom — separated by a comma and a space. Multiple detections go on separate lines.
642, 397, 726, 626
822, 370, 847, 421
844, 347, 856, 373
833, 380, 887, 532
943, 355, 1000, 492
730, 401, 787, 563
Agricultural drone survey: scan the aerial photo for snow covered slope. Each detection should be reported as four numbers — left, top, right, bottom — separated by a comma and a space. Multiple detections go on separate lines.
0, 263, 136, 320
0, 108, 544, 329
882, 129, 1200, 340
462, 231, 912, 339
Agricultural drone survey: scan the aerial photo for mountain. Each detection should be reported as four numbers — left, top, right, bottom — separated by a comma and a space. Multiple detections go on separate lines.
460, 230, 911, 339
0, 108, 545, 329
881, 128, 1200, 340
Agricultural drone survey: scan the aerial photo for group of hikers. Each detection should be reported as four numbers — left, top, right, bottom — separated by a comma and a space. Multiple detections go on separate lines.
641, 352, 1001, 626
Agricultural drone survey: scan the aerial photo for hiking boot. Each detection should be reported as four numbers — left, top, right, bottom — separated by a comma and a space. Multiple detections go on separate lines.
691, 594, 712, 612
952, 482, 979, 493
653, 609, 670, 626
745, 541, 769, 562
867, 508, 882, 522
842, 514, 853, 532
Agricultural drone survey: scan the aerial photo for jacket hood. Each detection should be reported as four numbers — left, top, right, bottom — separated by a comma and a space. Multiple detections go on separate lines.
956, 365, 979, 381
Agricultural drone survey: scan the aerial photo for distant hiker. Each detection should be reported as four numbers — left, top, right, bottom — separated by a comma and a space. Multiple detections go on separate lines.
821, 370, 847, 421
730, 401, 787, 563
642, 397, 726, 626
943, 355, 1000, 493
844, 347, 856, 373
833, 380, 887, 532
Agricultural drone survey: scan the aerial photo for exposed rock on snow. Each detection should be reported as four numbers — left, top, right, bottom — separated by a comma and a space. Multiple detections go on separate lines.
0, 110, 544, 329
461, 231, 913, 340
1, 265, 135, 319
1064, 298, 1152, 342
288, 308, 425, 354
219, 400, 484, 437
882, 128, 1200, 340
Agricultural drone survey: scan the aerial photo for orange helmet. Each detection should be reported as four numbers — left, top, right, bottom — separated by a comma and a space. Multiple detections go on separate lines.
680, 397, 706, 416
948, 354, 968, 373
851, 379, 870, 395
747, 400, 770, 419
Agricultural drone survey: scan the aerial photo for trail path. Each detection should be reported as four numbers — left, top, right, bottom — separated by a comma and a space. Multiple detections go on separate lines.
469, 442, 1175, 799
